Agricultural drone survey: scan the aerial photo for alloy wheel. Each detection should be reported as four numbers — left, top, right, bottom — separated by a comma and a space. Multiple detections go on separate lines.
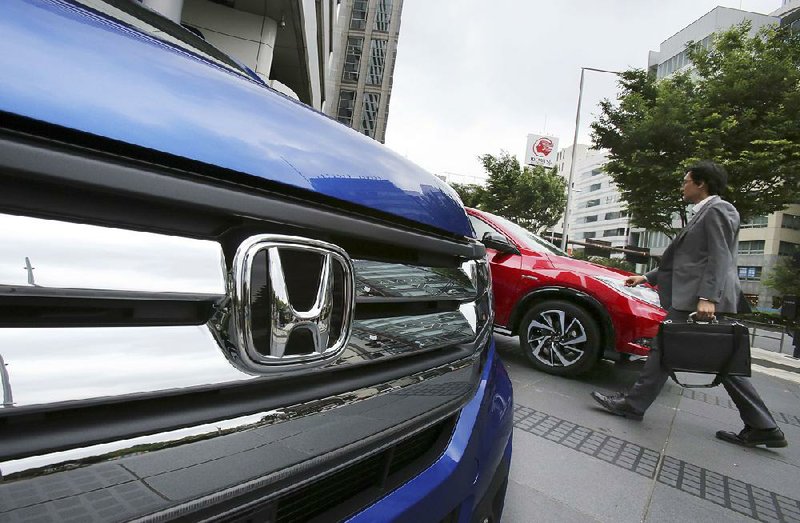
526, 308, 588, 368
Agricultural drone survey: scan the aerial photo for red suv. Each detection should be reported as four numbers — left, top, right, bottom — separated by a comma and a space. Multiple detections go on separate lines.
467, 208, 666, 376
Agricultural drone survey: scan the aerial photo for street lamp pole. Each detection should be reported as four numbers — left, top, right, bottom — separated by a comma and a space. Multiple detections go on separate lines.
560, 66, 621, 251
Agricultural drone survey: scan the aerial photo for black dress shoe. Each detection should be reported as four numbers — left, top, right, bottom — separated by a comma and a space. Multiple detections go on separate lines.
590, 391, 643, 421
716, 426, 788, 448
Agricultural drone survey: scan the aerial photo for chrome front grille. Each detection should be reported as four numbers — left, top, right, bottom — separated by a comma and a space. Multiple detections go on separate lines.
0, 212, 492, 407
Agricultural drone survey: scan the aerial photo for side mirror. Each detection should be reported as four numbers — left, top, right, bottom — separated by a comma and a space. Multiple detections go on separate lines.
481, 232, 519, 255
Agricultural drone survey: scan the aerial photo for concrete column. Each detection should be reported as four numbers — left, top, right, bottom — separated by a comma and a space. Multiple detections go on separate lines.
142, 0, 184, 24
255, 17, 278, 81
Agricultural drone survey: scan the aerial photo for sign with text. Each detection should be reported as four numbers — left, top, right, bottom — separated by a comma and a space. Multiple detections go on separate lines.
525, 134, 559, 168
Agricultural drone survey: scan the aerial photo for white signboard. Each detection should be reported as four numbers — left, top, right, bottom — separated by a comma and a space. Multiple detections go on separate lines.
525, 134, 559, 168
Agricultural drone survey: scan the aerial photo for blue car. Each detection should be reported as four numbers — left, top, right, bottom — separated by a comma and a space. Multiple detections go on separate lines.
0, 1, 512, 521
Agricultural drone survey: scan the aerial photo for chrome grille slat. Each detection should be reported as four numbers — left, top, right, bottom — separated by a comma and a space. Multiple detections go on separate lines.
354, 260, 476, 300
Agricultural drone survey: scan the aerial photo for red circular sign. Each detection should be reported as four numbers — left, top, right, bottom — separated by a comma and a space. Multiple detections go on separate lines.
532, 137, 554, 157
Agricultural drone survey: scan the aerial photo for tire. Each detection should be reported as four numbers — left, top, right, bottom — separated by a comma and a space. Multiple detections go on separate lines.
519, 300, 601, 376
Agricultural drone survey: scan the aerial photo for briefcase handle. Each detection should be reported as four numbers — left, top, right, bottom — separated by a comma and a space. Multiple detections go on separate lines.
668, 318, 746, 389
686, 312, 718, 324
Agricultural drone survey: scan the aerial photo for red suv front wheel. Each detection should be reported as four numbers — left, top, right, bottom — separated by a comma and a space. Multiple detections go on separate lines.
519, 300, 601, 376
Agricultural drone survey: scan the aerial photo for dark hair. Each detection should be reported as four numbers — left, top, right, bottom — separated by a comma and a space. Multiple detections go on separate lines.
687, 161, 728, 196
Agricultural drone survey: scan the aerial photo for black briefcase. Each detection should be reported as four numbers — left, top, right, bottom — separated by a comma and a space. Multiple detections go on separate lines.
659, 314, 751, 388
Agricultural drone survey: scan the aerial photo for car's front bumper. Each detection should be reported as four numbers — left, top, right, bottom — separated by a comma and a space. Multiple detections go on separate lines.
348, 338, 514, 522
612, 299, 665, 356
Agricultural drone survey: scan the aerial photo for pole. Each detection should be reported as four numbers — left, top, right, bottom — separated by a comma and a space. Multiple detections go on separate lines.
559, 67, 622, 251
561, 68, 585, 250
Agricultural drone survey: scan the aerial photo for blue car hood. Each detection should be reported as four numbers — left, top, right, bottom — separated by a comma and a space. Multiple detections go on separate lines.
0, 0, 472, 238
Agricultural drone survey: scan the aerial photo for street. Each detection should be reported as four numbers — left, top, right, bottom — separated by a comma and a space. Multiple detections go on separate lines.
495, 335, 800, 523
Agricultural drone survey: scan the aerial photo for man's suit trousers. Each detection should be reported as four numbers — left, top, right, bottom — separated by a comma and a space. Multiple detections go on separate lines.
625, 308, 777, 430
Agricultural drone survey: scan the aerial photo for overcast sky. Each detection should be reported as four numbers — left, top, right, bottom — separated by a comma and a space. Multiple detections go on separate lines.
384, 0, 783, 180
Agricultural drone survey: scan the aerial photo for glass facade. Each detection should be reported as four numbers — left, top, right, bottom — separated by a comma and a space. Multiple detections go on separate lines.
741, 215, 768, 228
779, 241, 800, 256
374, 0, 392, 31
337, 90, 356, 125
602, 228, 626, 238
738, 240, 765, 255
738, 266, 762, 281
782, 213, 800, 230
329, 0, 402, 143
350, 0, 368, 30
361, 92, 381, 137
342, 37, 363, 83
367, 39, 387, 85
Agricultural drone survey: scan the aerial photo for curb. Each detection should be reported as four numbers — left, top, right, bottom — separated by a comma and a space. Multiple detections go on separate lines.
751, 346, 800, 374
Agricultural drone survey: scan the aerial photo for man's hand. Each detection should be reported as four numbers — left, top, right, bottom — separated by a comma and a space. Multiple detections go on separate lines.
624, 275, 647, 287
696, 299, 716, 321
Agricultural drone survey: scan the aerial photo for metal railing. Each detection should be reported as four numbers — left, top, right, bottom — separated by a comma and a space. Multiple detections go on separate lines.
723, 316, 795, 355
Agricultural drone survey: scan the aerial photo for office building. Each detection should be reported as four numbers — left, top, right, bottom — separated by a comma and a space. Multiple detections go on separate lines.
324, 0, 404, 142
647, 6, 775, 79
549, 145, 632, 255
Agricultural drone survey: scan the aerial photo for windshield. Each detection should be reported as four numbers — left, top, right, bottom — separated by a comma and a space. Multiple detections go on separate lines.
74, 0, 253, 79
483, 212, 568, 257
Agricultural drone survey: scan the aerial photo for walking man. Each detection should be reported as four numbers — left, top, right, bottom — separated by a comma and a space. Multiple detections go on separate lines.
591, 161, 787, 448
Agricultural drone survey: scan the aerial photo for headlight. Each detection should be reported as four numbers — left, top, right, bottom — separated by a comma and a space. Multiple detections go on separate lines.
594, 275, 661, 308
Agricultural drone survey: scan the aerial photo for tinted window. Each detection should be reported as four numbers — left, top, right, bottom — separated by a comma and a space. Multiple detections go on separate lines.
469, 215, 498, 240
477, 212, 567, 256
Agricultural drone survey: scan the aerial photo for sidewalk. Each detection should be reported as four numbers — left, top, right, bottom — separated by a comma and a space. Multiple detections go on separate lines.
495, 334, 800, 523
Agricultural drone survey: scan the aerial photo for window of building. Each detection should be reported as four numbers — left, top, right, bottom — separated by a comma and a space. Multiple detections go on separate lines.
782, 213, 800, 230
336, 90, 356, 125
360, 92, 381, 138
589, 183, 602, 192
646, 231, 671, 249
779, 241, 800, 256
741, 215, 768, 228
373, 0, 392, 31
342, 37, 363, 83
350, 0, 368, 30
791, 18, 800, 36
584, 199, 600, 208
579, 215, 598, 224
738, 240, 765, 255
366, 39, 387, 85
602, 228, 626, 238
582, 231, 596, 239
604, 211, 626, 220
738, 266, 762, 281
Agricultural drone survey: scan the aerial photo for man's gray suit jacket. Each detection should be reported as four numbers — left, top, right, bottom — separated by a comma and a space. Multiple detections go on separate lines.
644, 196, 741, 313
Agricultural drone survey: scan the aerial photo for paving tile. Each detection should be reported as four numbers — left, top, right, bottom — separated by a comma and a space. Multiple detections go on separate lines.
510, 429, 652, 523
502, 479, 601, 523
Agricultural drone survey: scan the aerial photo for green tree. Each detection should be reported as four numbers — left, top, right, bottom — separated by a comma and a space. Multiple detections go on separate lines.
764, 256, 800, 297
450, 182, 485, 208
476, 151, 566, 232
592, 23, 800, 236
